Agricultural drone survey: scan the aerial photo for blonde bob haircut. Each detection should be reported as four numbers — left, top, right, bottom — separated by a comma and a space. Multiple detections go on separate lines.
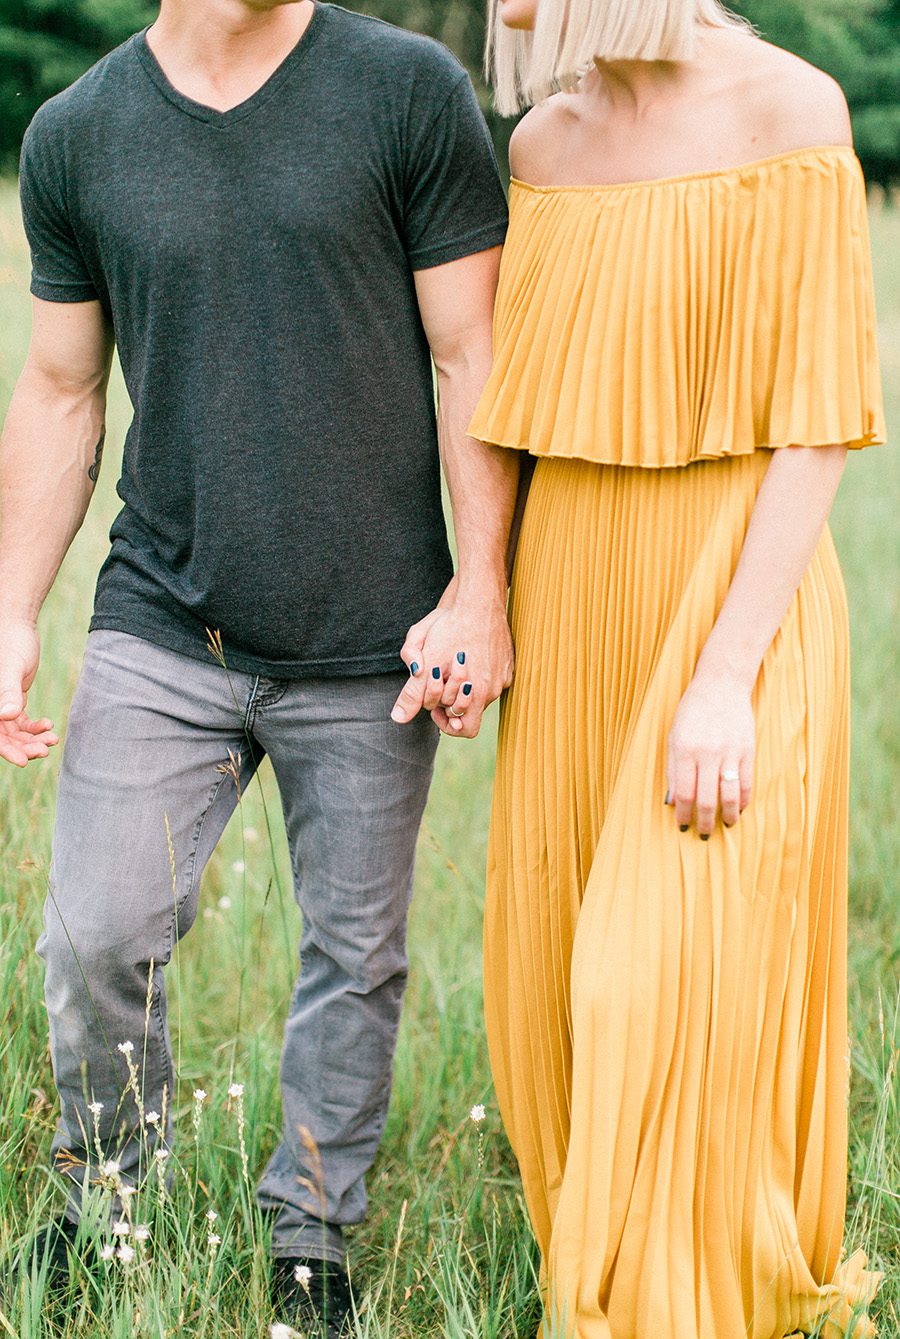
486, 0, 753, 115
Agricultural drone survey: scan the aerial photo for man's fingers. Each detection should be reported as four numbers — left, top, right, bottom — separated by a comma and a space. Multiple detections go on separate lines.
9, 719, 58, 747
19, 739, 50, 759
0, 683, 25, 721
21, 715, 53, 733
0, 736, 29, 767
390, 670, 427, 724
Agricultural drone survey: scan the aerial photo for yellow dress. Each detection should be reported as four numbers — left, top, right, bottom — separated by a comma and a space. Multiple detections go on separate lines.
468, 147, 886, 1339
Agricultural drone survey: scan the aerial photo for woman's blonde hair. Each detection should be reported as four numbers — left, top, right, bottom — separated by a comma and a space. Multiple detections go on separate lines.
486, 0, 753, 114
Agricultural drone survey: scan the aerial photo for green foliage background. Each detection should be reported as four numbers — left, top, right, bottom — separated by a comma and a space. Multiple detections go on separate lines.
1, 0, 898, 181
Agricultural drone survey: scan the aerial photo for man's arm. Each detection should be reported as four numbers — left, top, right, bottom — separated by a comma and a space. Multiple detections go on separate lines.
390, 247, 519, 738
0, 296, 113, 765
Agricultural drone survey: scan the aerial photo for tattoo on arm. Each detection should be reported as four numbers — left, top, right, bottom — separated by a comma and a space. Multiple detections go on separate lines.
87, 428, 106, 484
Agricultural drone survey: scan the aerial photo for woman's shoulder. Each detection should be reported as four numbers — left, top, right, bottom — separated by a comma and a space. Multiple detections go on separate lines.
508, 92, 579, 182
732, 37, 853, 154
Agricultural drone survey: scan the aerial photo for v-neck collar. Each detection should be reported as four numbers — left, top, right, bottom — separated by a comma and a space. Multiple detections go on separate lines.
133, 3, 327, 127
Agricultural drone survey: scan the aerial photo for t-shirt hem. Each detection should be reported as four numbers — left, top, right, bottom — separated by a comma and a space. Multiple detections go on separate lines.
408, 220, 508, 270
88, 616, 407, 679
31, 277, 99, 303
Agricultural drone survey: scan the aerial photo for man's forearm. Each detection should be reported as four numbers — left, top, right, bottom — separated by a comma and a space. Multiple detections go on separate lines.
435, 354, 519, 607
0, 369, 107, 623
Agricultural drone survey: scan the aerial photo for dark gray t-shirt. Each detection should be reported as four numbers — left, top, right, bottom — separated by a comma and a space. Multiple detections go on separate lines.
20, 4, 508, 676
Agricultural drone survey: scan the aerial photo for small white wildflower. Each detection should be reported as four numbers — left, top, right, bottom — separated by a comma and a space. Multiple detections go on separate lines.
193, 1089, 207, 1102
88, 1101, 103, 1116
231, 860, 245, 874
206, 1209, 218, 1223
133, 1224, 151, 1242
145, 1110, 160, 1126
218, 895, 232, 909
99, 1243, 116, 1261
154, 1148, 169, 1162
112, 1219, 130, 1237
117, 1040, 134, 1055
294, 1263, 313, 1291
244, 827, 259, 844
228, 1082, 244, 1099
101, 1159, 121, 1179
208, 1233, 221, 1249
118, 1185, 136, 1200
269, 1326, 302, 1339
116, 1243, 135, 1263
470, 1104, 486, 1124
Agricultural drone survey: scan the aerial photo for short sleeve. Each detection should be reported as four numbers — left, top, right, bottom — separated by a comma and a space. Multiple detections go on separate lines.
759, 153, 886, 452
403, 75, 508, 270
19, 116, 98, 304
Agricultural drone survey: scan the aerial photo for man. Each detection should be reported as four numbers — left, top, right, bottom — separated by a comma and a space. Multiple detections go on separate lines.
0, 0, 517, 1330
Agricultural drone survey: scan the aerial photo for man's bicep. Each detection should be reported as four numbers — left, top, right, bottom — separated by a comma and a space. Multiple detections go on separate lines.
27, 297, 114, 391
413, 247, 502, 369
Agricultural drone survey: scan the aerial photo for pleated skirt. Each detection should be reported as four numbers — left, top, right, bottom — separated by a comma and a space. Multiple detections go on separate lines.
484, 451, 880, 1339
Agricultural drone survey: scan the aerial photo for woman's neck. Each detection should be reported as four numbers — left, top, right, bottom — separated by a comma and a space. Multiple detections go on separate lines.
592, 55, 695, 117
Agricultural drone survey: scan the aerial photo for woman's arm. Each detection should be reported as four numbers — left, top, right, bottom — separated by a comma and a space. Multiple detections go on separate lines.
666, 444, 848, 835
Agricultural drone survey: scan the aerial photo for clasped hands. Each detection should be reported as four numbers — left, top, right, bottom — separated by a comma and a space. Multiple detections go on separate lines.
391, 593, 514, 739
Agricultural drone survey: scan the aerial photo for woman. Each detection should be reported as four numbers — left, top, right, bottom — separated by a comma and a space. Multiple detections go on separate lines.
468, 0, 887, 1335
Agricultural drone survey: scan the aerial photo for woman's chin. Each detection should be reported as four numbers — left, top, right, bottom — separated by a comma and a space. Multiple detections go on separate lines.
499, 0, 537, 32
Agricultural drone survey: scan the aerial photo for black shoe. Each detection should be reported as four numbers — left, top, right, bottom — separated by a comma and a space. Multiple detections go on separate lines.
12, 1218, 81, 1298
271, 1255, 353, 1337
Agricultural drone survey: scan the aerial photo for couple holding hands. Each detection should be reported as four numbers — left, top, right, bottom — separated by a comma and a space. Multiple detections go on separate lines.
0, 0, 885, 1334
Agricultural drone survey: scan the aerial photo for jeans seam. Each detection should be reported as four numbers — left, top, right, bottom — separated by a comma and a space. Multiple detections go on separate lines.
159, 770, 230, 1103
244, 675, 261, 734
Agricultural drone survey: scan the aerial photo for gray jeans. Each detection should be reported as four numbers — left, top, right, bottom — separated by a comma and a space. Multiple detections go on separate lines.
37, 630, 438, 1263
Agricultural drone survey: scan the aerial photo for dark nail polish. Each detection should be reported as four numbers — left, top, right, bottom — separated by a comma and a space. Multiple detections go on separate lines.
664, 789, 671, 805
431, 667, 441, 680
456, 651, 466, 665
463, 682, 473, 696
410, 662, 419, 676
679, 824, 689, 833
700, 833, 710, 842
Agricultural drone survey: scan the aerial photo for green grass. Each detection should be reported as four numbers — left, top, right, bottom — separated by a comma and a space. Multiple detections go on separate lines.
0, 180, 897, 1337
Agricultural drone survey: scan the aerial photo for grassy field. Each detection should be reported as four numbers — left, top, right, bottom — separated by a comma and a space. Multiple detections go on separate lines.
0, 181, 897, 1338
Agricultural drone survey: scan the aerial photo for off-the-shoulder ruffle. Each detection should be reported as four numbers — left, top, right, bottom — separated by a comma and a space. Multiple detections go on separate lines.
469, 147, 886, 467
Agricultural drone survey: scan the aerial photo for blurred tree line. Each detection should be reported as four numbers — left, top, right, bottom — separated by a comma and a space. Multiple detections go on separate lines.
1, 0, 897, 183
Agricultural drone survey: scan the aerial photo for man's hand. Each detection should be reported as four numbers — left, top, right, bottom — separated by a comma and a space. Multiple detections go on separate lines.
0, 620, 58, 767
391, 596, 513, 738
0, 295, 112, 768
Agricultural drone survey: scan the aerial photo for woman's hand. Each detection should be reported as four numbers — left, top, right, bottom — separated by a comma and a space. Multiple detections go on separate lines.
391, 593, 514, 738
665, 672, 755, 837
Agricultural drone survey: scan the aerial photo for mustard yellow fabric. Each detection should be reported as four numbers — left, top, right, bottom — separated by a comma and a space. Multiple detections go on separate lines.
473, 149, 885, 1339
469, 147, 886, 466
